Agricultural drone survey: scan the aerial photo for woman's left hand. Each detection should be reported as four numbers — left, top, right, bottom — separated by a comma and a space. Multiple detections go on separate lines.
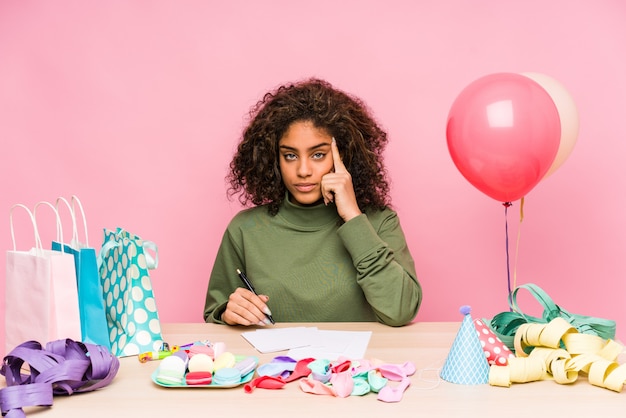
321, 138, 362, 222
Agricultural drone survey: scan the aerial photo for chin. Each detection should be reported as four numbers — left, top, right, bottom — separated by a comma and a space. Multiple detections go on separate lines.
290, 193, 323, 206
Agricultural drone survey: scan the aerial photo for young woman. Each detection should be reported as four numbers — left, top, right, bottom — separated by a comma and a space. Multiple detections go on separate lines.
203, 78, 422, 327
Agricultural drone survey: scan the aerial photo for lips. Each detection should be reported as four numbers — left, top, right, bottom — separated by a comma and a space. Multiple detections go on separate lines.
294, 183, 316, 192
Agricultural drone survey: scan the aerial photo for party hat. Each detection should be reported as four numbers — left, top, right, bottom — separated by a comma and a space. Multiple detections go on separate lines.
440, 305, 490, 384
473, 318, 515, 366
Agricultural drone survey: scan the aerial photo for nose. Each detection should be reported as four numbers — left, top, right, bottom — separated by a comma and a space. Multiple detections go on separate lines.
297, 159, 311, 178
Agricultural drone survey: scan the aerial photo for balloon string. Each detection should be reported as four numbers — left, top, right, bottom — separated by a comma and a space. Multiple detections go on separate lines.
503, 201, 512, 310
513, 197, 525, 292
503, 198, 525, 311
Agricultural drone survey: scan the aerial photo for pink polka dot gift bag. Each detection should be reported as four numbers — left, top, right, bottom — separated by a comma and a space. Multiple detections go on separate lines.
97, 228, 164, 357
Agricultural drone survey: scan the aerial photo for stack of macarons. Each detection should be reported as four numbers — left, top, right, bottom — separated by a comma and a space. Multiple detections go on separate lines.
185, 352, 215, 385
154, 342, 258, 387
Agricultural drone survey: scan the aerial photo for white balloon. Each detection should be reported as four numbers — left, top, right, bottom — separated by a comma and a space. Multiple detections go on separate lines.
521, 72, 580, 178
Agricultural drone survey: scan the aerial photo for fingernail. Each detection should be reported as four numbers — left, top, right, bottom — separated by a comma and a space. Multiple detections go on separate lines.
332, 137, 336, 144
263, 318, 273, 326
257, 321, 266, 326
263, 307, 273, 316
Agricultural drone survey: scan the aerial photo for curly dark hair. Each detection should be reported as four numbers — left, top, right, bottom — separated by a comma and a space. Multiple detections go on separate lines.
228, 78, 391, 215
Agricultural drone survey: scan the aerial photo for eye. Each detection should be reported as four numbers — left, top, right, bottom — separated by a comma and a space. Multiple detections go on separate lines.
312, 152, 326, 160
283, 153, 297, 161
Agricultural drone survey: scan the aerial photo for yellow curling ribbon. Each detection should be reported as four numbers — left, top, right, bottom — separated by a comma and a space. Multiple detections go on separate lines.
489, 317, 626, 392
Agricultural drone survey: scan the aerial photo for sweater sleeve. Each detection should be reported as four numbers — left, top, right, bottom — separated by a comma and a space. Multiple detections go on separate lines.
336, 210, 422, 326
203, 227, 244, 324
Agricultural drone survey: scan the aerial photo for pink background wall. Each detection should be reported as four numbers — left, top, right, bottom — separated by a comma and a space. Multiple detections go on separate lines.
2, 0, 625, 356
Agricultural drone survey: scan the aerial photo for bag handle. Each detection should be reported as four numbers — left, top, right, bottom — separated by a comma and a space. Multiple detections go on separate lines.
33, 201, 66, 246
55, 197, 79, 247
143, 240, 158, 269
71, 195, 90, 246
54, 195, 90, 249
9, 204, 42, 252
97, 240, 120, 269
115, 227, 158, 268
97, 230, 158, 270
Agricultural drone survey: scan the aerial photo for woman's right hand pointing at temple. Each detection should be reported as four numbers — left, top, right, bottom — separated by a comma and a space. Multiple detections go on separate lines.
321, 138, 362, 222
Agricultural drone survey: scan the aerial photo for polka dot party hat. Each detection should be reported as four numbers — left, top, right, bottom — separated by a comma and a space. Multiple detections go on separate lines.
440, 305, 490, 385
473, 318, 515, 366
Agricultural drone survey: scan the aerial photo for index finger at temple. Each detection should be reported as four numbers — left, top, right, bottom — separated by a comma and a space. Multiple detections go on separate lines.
331, 138, 347, 173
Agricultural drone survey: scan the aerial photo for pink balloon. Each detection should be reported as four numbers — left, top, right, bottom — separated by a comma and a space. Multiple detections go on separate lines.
446, 73, 561, 203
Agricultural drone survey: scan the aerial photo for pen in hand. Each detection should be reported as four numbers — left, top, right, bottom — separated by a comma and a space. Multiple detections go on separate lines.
236, 268, 275, 325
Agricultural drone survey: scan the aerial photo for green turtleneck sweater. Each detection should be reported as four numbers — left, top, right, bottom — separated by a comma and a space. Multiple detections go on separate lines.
203, 198, 422, 326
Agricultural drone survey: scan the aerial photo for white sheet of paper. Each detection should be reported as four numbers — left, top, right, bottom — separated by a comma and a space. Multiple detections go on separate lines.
241, 327, 372, 360
240, 327, 316, 353
287, 330, 372, 360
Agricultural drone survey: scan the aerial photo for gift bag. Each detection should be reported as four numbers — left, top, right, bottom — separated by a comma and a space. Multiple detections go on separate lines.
5, 203, 81, 353
53, 196, 111, 349
98, 227, 163, 357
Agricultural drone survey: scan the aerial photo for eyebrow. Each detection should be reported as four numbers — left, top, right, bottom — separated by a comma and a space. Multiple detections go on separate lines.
279, 142, 331, 152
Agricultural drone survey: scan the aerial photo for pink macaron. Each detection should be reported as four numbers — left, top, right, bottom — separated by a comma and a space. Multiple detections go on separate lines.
186, 371, 213, 385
